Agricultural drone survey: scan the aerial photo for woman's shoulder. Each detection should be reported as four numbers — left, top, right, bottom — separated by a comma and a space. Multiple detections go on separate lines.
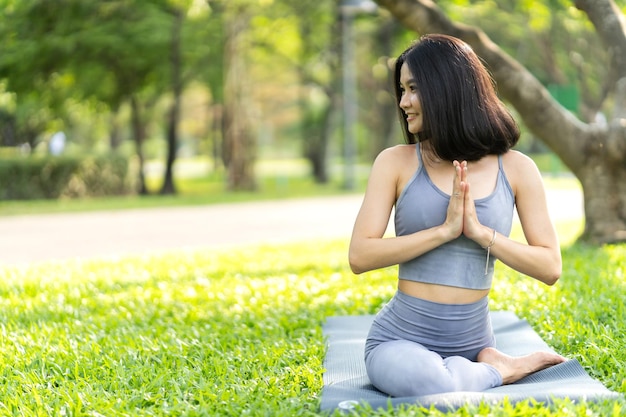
501, 150, 540, 173
370, 144, 417, 180
501, 150, 542, 190
376, 144, 416, 163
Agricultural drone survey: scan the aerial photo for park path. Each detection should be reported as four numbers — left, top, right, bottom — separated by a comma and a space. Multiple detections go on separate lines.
0, 195, 364, 265
0, 189, 583, 266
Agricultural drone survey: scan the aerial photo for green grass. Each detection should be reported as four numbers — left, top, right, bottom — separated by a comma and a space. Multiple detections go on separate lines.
0, 218, 624, 416
0, 155, 617, 415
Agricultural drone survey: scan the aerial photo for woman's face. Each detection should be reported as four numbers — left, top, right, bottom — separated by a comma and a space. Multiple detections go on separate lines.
398, 62, 423, 134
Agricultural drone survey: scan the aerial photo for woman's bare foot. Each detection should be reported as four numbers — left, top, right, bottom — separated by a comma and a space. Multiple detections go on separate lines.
477, 347, 566, 385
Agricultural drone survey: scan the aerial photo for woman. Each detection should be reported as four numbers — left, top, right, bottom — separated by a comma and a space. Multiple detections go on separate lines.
348, 34, 566, 397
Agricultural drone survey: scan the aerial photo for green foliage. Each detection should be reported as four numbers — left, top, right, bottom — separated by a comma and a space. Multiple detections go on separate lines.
0, 0, 172, 105
0, 236, 624, 415
0, 154, 131, 200
0, 156, 80, 199
62, 153, 133, 198
0, 0, 618, 191
440, 0, 605, 120
0, 0, 218, 154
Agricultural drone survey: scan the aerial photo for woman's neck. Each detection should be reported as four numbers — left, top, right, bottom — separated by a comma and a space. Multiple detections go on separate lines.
420, 142, 445, 167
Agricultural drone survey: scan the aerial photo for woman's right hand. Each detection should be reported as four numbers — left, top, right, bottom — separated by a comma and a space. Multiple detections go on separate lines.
442, 160, 466, 240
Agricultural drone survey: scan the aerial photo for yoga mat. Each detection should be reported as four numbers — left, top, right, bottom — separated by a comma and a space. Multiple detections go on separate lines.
321, 312, 620, 412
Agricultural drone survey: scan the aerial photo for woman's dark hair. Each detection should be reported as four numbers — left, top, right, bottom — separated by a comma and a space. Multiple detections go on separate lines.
394, 34, 519, 161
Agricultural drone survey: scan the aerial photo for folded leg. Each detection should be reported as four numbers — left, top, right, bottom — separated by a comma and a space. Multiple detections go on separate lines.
365, 339, 502, 397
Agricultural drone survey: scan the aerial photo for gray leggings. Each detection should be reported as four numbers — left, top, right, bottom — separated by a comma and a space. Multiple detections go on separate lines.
364, 291, 502, 397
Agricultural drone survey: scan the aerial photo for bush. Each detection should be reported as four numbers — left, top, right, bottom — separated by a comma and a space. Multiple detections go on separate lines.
62, 154, 132, 198
0, 154, 132, 200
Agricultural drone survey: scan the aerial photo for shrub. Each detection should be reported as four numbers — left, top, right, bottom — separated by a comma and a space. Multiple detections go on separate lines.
61, 154, 132, 198
0, 154, 132, 200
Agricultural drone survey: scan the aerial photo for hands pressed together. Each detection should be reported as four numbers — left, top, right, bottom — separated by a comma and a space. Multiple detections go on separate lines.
444, 161, 490, 246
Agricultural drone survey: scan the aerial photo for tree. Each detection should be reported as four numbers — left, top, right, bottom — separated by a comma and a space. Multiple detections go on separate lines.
161, 5, 184, 195
360, 16, 407, 160
200, 1, 226, 174
0, 91, 49, 150
0, 0, 210, 195
160, 0, 217, 195
291, 0, 342, 184
222, 1, 257, 191
239, 0, 341, 184
373, 0, 626, 244
0, 0, 174, 194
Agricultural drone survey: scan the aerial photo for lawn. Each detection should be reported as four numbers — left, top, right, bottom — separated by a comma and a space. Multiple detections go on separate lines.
0, 160, 624, 415
0, 217, 624, 416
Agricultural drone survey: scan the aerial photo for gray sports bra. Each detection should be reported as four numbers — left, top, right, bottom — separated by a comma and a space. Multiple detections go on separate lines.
395, 145, 515, 290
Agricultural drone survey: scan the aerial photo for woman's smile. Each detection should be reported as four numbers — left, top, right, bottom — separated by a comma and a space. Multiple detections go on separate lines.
399, 63, 423, 134
406, 112, 419, 122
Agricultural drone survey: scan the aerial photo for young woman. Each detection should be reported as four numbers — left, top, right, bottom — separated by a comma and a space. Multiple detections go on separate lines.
348, 34, 566, 397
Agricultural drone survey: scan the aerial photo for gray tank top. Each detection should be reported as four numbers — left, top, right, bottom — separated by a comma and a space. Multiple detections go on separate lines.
395, 145, 515, 290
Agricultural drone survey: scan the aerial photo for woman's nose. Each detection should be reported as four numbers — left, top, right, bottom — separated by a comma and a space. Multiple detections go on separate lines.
399, 93, 409, 109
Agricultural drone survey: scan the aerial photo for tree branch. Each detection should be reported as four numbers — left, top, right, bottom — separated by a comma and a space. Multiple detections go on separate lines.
373, 0, 591, 172
575, 0, 626, 162
575, 0, 626, 80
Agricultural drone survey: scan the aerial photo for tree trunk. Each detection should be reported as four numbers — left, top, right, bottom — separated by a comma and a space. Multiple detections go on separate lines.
211, 103, 223, 173
160, 9, 183, 196
373, 0, 626, 244
371, 17, 400, 159
297, 5, 342, 185
109, 109, 122, 150
130, 95, 148, 195
578, 153, 626, 243
222, 6, 256, 191
302, 100, 331, 183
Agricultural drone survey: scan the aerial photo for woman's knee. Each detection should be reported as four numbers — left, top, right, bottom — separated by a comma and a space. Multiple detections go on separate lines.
365, 341, 455, 397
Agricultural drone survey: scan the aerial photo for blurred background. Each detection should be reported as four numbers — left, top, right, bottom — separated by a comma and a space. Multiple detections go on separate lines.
0, 0, 603, 204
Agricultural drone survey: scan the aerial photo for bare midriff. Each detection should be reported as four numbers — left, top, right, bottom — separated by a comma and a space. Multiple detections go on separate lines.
398, 279, 490, 304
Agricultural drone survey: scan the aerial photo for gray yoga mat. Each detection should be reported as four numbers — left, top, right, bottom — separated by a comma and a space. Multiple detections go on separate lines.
321, 312, 620, 412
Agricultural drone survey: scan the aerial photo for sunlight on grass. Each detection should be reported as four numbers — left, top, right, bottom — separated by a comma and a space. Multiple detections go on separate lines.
0, 220, 624, 415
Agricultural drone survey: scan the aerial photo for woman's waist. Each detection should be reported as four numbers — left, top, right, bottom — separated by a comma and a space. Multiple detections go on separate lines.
372, 288, 492, 345
398, 279, 490, 304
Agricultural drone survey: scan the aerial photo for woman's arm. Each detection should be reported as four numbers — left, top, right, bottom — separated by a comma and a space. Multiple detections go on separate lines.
348, 147, 463, 274
476, 152, 562, 285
